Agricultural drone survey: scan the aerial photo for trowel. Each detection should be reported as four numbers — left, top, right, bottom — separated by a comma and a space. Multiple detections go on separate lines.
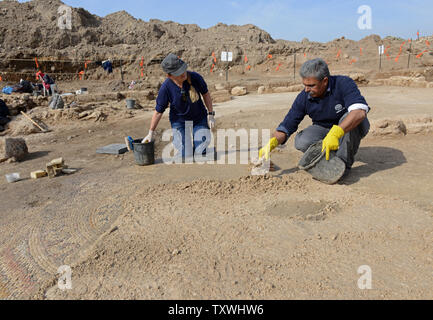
124, 136, 134, 152
250, 157, 275, 175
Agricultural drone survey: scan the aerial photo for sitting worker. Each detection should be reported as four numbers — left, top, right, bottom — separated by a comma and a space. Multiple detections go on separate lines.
36, 71, 56, 95
259, 58, 370, 179
142, 53, 215, 160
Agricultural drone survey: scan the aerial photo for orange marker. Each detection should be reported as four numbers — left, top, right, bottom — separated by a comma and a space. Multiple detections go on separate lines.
426, 40, 431, 46
267, 54, 273, 59
416, 50, 428, 58
0, 75, 2, 81
35, 57, 39, 69
304, 53, 306, 58
140, 57, 145, 78
275, 63, 281, 71
349, 59, 356, 65
210, 64, 215, 73
395, 53, 402, 62
395, 42, 406, 62
78, 70, 85, 80
384, 46, 391, 60
336, 49, 341, 59
246, 65, 251, 71
244, 55, 248, 63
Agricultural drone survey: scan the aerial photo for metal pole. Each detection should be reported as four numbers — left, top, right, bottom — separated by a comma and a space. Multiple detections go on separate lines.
407, 39, 412, 69
120, 59, 124, 82
293, 53, 296, 82
379, 53, 382, 72
226, 64, 228, 82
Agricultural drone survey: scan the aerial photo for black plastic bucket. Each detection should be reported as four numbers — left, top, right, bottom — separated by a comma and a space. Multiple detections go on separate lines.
298, 141, 346, 185
126, 99, 136, 109
132, 139, 155, 166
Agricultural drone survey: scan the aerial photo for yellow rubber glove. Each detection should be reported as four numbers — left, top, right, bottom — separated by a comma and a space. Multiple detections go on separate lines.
259, 137, 279, 160
322, 125, 345, 161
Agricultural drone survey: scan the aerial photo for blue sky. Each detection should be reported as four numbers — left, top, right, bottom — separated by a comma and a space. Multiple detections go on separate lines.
20, 0, 433, 41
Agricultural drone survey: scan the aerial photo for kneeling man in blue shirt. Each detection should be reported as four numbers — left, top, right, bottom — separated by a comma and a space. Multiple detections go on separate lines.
259, 58, 370, 176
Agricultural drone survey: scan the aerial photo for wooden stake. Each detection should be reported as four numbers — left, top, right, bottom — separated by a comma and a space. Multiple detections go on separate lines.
407, 39, 412, 69
293, 53, 296, 81
20, 111, 48, 132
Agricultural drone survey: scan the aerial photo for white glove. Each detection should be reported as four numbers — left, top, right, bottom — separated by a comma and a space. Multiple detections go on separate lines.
142, 130, 154, 143
208, 115, 216, 129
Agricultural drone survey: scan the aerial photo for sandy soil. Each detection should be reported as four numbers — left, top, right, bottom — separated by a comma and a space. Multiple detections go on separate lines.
0, 86, 432, 300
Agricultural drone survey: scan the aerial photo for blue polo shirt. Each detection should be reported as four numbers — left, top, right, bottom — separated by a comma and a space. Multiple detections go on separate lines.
155, 71, 208, 124
276, 75, 369, 141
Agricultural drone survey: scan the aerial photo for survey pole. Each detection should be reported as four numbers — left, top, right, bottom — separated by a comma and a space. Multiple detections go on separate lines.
226, 64, 228, 82
379, 53, 382, 72
407, 39, 412, 69
293, 53, 296, 82
223, 46, 228, 82
120, 59, 124, 82
378, 45, 384, 72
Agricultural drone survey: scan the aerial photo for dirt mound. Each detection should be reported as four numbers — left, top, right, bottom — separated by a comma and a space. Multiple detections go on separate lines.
0, 0, 431, 81
0, 0, 276, 77
370, 116, 433, 136
6, 116, 42, 136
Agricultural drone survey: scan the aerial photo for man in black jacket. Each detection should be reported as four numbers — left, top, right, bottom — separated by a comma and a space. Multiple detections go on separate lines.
0, 99, 11, 132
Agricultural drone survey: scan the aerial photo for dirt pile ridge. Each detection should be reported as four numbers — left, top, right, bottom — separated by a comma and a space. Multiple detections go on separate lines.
0, 0, 432, 80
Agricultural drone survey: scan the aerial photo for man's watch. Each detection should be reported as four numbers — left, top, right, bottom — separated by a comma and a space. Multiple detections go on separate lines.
208, 111, 215, 116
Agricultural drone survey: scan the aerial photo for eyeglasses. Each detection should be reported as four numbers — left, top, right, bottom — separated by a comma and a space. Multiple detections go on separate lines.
181, 89, 188, 103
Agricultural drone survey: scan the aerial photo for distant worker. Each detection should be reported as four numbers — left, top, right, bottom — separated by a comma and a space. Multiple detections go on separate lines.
36, 71, 57, 96
259, 58, 370, 180
142, 53, 215, 160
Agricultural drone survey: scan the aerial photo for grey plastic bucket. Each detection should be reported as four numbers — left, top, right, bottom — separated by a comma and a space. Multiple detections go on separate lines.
132, 139, 155, 166
126, 99, 136, 109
